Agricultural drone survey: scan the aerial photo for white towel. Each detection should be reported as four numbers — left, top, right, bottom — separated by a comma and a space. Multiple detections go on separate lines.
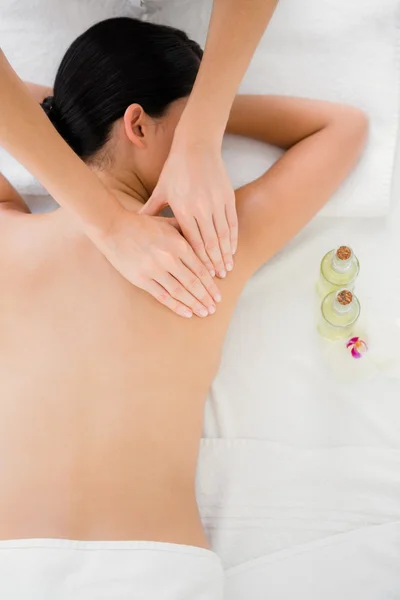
145, 0, 400, 217
0, 540, 224, 600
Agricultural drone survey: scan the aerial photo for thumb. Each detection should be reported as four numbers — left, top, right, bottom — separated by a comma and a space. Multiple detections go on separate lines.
139, 193, 167, 216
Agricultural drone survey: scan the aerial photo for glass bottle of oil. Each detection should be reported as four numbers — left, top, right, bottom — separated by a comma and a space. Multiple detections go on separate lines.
318, 289, 361, 341
317, 246, 359, 298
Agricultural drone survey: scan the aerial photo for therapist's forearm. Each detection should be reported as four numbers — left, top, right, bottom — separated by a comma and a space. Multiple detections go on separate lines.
23, 81, 53, 104
0, 50, 121, 238
176, 0, 279, 146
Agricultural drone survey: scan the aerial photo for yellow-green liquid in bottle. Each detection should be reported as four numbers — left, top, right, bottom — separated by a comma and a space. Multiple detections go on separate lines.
317, 246, 359, 298
318, 289, 361, 341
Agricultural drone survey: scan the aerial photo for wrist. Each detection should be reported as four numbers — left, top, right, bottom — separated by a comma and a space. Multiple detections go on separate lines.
82, 193, 127, 249
176, 80, 233, 146
172, 125, 223, 155
174, 101, 228, 151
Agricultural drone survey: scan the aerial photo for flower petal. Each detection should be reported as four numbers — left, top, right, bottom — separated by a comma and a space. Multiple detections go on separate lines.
351, 347, 362, 359
359, 340, 368, 352
346, 336, 359, 348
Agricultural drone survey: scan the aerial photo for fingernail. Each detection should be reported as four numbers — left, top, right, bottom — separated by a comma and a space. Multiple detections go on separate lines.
198, 308, 208, 318
215, 293, 222, 303
210, 270, 216, 278
218, 270, 226, 279
226, 262, 233, 272
182, 308, 193, 318
209, 305, 216, 315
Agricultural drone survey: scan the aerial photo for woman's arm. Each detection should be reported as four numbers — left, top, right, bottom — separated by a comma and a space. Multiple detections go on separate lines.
141, 0, 279, 277
0, 173, 30, 213
227, 95, 368, 276
0, 50, 219, 317
227, 94, 364, 148
0, 77, 50, 214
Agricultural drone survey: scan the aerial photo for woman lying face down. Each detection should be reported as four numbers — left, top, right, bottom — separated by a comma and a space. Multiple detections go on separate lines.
0, 15, 368, 599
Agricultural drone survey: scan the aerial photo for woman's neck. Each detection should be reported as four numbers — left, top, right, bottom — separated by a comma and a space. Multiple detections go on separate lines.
94, 164, 149, 213
45, 164, 148, 236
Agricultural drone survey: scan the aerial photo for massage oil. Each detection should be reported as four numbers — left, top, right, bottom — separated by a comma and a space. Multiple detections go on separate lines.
317, 246, 359, 298
318, 289, 361, 341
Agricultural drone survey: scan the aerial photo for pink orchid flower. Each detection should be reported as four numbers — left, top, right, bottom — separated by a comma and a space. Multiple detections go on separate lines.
346, 336, 368, 359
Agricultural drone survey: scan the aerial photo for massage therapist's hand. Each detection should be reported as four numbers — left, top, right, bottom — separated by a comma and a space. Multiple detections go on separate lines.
99, 209, 221, 318
140, 144, 238, 279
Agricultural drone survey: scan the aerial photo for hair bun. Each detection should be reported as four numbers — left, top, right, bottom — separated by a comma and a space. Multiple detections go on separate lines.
42, 95, 55, 114
41, 95, 77, 152
41, 95, 62, 130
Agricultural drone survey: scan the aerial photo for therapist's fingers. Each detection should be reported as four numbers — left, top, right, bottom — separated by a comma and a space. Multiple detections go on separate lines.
213, 210, 233, 272
157, 272, 211, 318
144, 280, 193, 319
226, 200, 239, 255
196, 215, 225, 278
180, 217, 215, 277
181, 251, 222, 306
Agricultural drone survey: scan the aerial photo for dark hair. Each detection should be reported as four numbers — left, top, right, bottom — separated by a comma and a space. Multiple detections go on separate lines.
41, 17, 202, 161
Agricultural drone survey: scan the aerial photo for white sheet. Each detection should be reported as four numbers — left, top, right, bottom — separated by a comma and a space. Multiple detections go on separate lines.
195, 193, 400, 595
146, 0, 400, 217
197, 440, 400, 567
198, 145, 400, 598
225, 521, 400, 599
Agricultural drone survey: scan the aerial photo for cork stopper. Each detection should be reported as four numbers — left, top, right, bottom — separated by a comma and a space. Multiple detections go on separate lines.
337, 289, 353, 305
336, 246, 352, 261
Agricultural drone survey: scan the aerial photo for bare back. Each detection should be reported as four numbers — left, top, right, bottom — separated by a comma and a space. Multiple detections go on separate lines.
0, 210, 244, 546
0, 95, 366, 547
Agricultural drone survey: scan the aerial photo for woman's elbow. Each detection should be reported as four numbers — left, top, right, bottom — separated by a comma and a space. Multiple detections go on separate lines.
324, 105, 369, 170
338, 105, 370, 153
